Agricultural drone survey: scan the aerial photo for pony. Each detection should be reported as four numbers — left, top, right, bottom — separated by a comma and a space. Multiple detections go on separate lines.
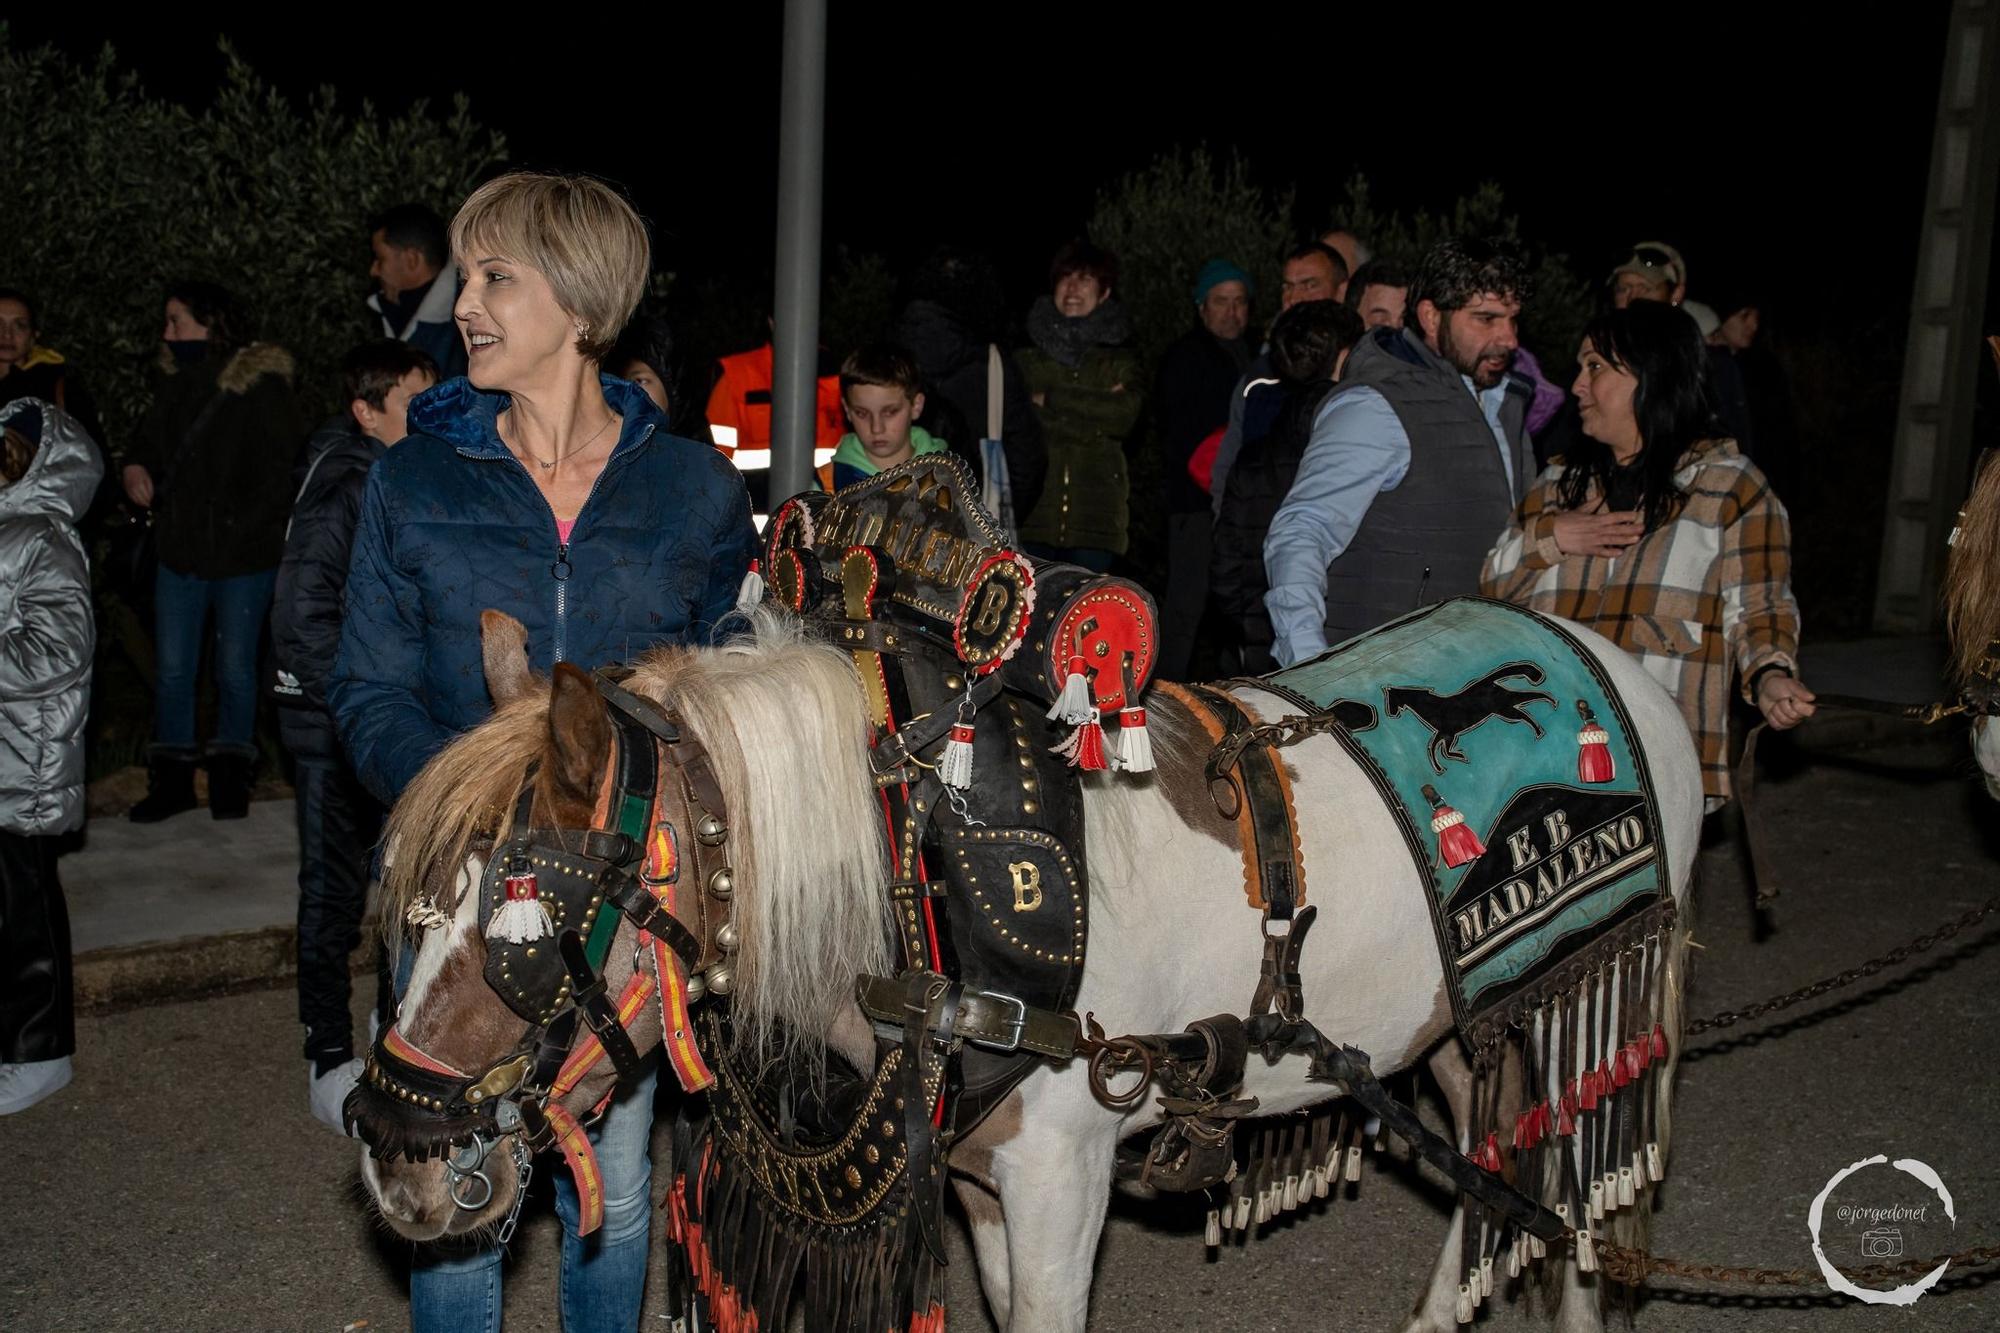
353, 606, 1702, 1333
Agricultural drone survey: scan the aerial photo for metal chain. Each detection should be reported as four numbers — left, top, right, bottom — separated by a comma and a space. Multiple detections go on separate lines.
1597, 1238, 2000, 1289
1686, 894, 2000, 1035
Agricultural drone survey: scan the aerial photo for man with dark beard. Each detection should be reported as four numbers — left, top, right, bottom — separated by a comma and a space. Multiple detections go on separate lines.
1264, 237, 1535, 663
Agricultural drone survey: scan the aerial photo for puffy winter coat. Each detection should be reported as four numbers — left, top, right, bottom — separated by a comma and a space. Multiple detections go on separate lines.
1016, 302, 1144, 555
128, 343, 307, 579
0, 399, 101, 835
329, 374, 760, 805
271, 424, 386, 759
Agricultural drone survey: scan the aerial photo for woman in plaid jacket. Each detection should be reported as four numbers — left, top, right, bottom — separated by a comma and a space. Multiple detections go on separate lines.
1482, 302, 1815, 805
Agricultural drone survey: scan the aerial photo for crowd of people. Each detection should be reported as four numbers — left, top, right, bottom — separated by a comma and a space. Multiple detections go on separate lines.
0, 167, 1818, 1328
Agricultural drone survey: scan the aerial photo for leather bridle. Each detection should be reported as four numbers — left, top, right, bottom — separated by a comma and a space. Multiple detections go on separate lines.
346, 671, 735, 1233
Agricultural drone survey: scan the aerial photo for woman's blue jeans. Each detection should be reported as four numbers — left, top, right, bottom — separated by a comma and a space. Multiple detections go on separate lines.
151, 564, 277, 757
409, 1063, 658, 1333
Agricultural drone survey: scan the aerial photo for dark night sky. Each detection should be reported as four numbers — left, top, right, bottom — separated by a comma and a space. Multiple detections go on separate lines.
10, 5, 1962, 337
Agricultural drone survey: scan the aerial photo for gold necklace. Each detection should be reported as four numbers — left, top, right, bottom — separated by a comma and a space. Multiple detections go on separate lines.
516, 412, 616, 471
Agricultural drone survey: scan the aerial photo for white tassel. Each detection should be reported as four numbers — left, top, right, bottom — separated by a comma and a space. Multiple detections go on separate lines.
1204, 1209, 1221, 1248
735, 560, 765, 613
1646, 1142, 1664, 1182
939, 722, 976, 790
486, 862, 552, 944
1454, 1283, 1474, 1324
1618, 1166, 1636, 1208
1111, 706, 1154, 773
1344, 1144, 1363, 1182
1481, 1256, 1494, 1297
1589, 1178, 1606, 1220
1576, 1228, 1598, 1274
1046, 654, 1096, 726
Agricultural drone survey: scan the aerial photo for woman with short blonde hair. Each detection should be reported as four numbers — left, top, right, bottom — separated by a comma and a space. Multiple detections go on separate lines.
331, 170, 758, 1331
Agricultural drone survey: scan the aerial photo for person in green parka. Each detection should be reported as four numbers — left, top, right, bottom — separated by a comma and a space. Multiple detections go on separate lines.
1017, 240, 1143, 570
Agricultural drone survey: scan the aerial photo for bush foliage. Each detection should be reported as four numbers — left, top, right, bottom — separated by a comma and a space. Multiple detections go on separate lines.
0, 28, 506, 448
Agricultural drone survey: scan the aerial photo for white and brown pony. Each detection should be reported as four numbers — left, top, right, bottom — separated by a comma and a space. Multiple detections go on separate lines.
356, 607, 1701, 1333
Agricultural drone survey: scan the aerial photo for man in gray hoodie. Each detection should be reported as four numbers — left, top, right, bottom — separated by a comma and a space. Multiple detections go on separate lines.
0, 397, 100, 1115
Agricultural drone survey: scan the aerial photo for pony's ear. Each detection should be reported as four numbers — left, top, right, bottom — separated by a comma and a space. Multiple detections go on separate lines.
482, 610, 534, 705
547, 662, 613, 801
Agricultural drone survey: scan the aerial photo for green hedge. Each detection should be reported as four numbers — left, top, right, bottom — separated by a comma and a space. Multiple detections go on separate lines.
0, 28, 506, 449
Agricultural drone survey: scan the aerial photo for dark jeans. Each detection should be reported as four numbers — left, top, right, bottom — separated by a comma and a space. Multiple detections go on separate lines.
294, 755, 389, 1064
0, 831, 74, 1063
1158, 511, 1214, 682
152, 564, 278, 758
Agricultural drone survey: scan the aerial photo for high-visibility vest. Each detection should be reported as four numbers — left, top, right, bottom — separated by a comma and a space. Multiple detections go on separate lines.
705, 343, 845, 455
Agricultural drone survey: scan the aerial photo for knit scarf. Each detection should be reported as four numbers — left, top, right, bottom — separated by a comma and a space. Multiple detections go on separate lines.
1026, 296, 1132, 369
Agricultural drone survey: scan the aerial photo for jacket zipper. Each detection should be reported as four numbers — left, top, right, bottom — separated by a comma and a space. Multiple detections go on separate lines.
520, 423, 653, 665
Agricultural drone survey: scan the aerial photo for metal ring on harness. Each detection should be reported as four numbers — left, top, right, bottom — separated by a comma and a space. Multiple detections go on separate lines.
1087, 1035, 1155, 1112
446, 1133, 495, 1211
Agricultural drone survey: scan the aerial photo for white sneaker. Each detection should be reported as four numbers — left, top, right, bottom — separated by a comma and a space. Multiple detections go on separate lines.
309, 1056, 365, 1135
0, 1056, 73, 1115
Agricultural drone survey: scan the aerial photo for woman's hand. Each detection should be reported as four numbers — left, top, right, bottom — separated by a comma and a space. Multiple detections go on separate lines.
122, 463, 154, 508
1552, 509, 1644, 557
1757, 672, 1817, 730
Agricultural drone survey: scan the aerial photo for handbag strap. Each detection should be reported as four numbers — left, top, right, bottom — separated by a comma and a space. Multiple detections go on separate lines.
986, 344, 1004, 440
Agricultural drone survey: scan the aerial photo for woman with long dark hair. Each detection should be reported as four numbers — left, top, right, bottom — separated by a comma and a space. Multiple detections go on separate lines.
1482, 301, 1813, 807
123, 280, 304, 822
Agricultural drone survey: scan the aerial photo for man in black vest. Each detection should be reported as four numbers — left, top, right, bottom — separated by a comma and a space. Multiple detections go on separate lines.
1263, 238, 1535, 664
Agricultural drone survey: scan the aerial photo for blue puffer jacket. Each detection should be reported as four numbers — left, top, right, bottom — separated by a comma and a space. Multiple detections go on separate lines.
329, 374, 758, 805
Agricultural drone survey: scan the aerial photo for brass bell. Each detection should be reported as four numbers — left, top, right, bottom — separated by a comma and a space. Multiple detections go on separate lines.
705, 964, 735, 996
684, 971, 708, 1003
707, 866, 734, 900
695, 813, 728, 846
716, 922, 740, 953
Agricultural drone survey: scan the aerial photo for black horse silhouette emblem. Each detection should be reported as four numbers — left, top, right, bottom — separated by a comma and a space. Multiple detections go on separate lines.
1384, 661, 1557, 773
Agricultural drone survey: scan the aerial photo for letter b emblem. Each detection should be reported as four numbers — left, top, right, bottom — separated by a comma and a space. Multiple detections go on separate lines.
1009, 860, 1043, 913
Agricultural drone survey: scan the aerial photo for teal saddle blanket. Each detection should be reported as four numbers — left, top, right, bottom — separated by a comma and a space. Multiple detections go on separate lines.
1261, 599, 1667, 1039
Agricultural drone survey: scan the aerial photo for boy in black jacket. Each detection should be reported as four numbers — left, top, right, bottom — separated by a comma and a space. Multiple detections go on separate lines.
272, 340, 436, 1130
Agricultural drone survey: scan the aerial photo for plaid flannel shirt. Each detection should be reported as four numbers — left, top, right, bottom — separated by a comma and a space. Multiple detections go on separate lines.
1480, 439, 1799, 801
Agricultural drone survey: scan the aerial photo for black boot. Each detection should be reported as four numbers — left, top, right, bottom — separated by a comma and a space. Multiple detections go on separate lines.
207, 752, 254, 821
127, 754, 198, 824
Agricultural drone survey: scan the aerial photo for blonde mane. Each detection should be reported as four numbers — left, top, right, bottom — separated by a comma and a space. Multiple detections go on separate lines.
381, 607, 892, 1053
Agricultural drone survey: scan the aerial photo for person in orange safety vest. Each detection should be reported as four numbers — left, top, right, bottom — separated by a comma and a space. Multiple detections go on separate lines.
704, 341, 846, 455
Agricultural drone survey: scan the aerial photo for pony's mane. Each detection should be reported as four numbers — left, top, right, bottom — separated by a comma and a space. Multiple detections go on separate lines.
1945, 448, 2000, 686
382, 607, 892, 1054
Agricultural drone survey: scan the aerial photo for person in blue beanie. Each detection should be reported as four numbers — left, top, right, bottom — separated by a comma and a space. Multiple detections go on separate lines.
1152, 257, 1253, 679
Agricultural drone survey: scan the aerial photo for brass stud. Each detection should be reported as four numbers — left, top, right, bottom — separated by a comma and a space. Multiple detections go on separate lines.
1023, 801, 1038, 815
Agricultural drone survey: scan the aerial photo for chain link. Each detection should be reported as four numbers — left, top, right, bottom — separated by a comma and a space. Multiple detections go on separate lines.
1597, 1238, 2000, 1289
1686, 895, 2000, 1035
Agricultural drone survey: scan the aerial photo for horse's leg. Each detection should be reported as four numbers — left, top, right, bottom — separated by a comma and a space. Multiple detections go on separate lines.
951, 1094, 1024, 1328
1402, 1040, 1475, 1333
951, 1177, 1012, 1327
985, 1086, 1116, 1333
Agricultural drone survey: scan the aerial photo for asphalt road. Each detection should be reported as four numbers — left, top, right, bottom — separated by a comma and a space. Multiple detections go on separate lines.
5, 725, 1998, 1332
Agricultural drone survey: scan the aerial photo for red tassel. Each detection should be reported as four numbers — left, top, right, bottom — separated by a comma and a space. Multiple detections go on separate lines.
1053, 715, 1108, 770
1651, 1022, 1669, 1061
1422, 784, 1486, 868
1480, 1133, 1503, 1172
1514, 1111, 1532, 1151
1558, 1088, 1578, 1137
1612, 1048, 1632, 1090
1575, 700, 1615, 783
